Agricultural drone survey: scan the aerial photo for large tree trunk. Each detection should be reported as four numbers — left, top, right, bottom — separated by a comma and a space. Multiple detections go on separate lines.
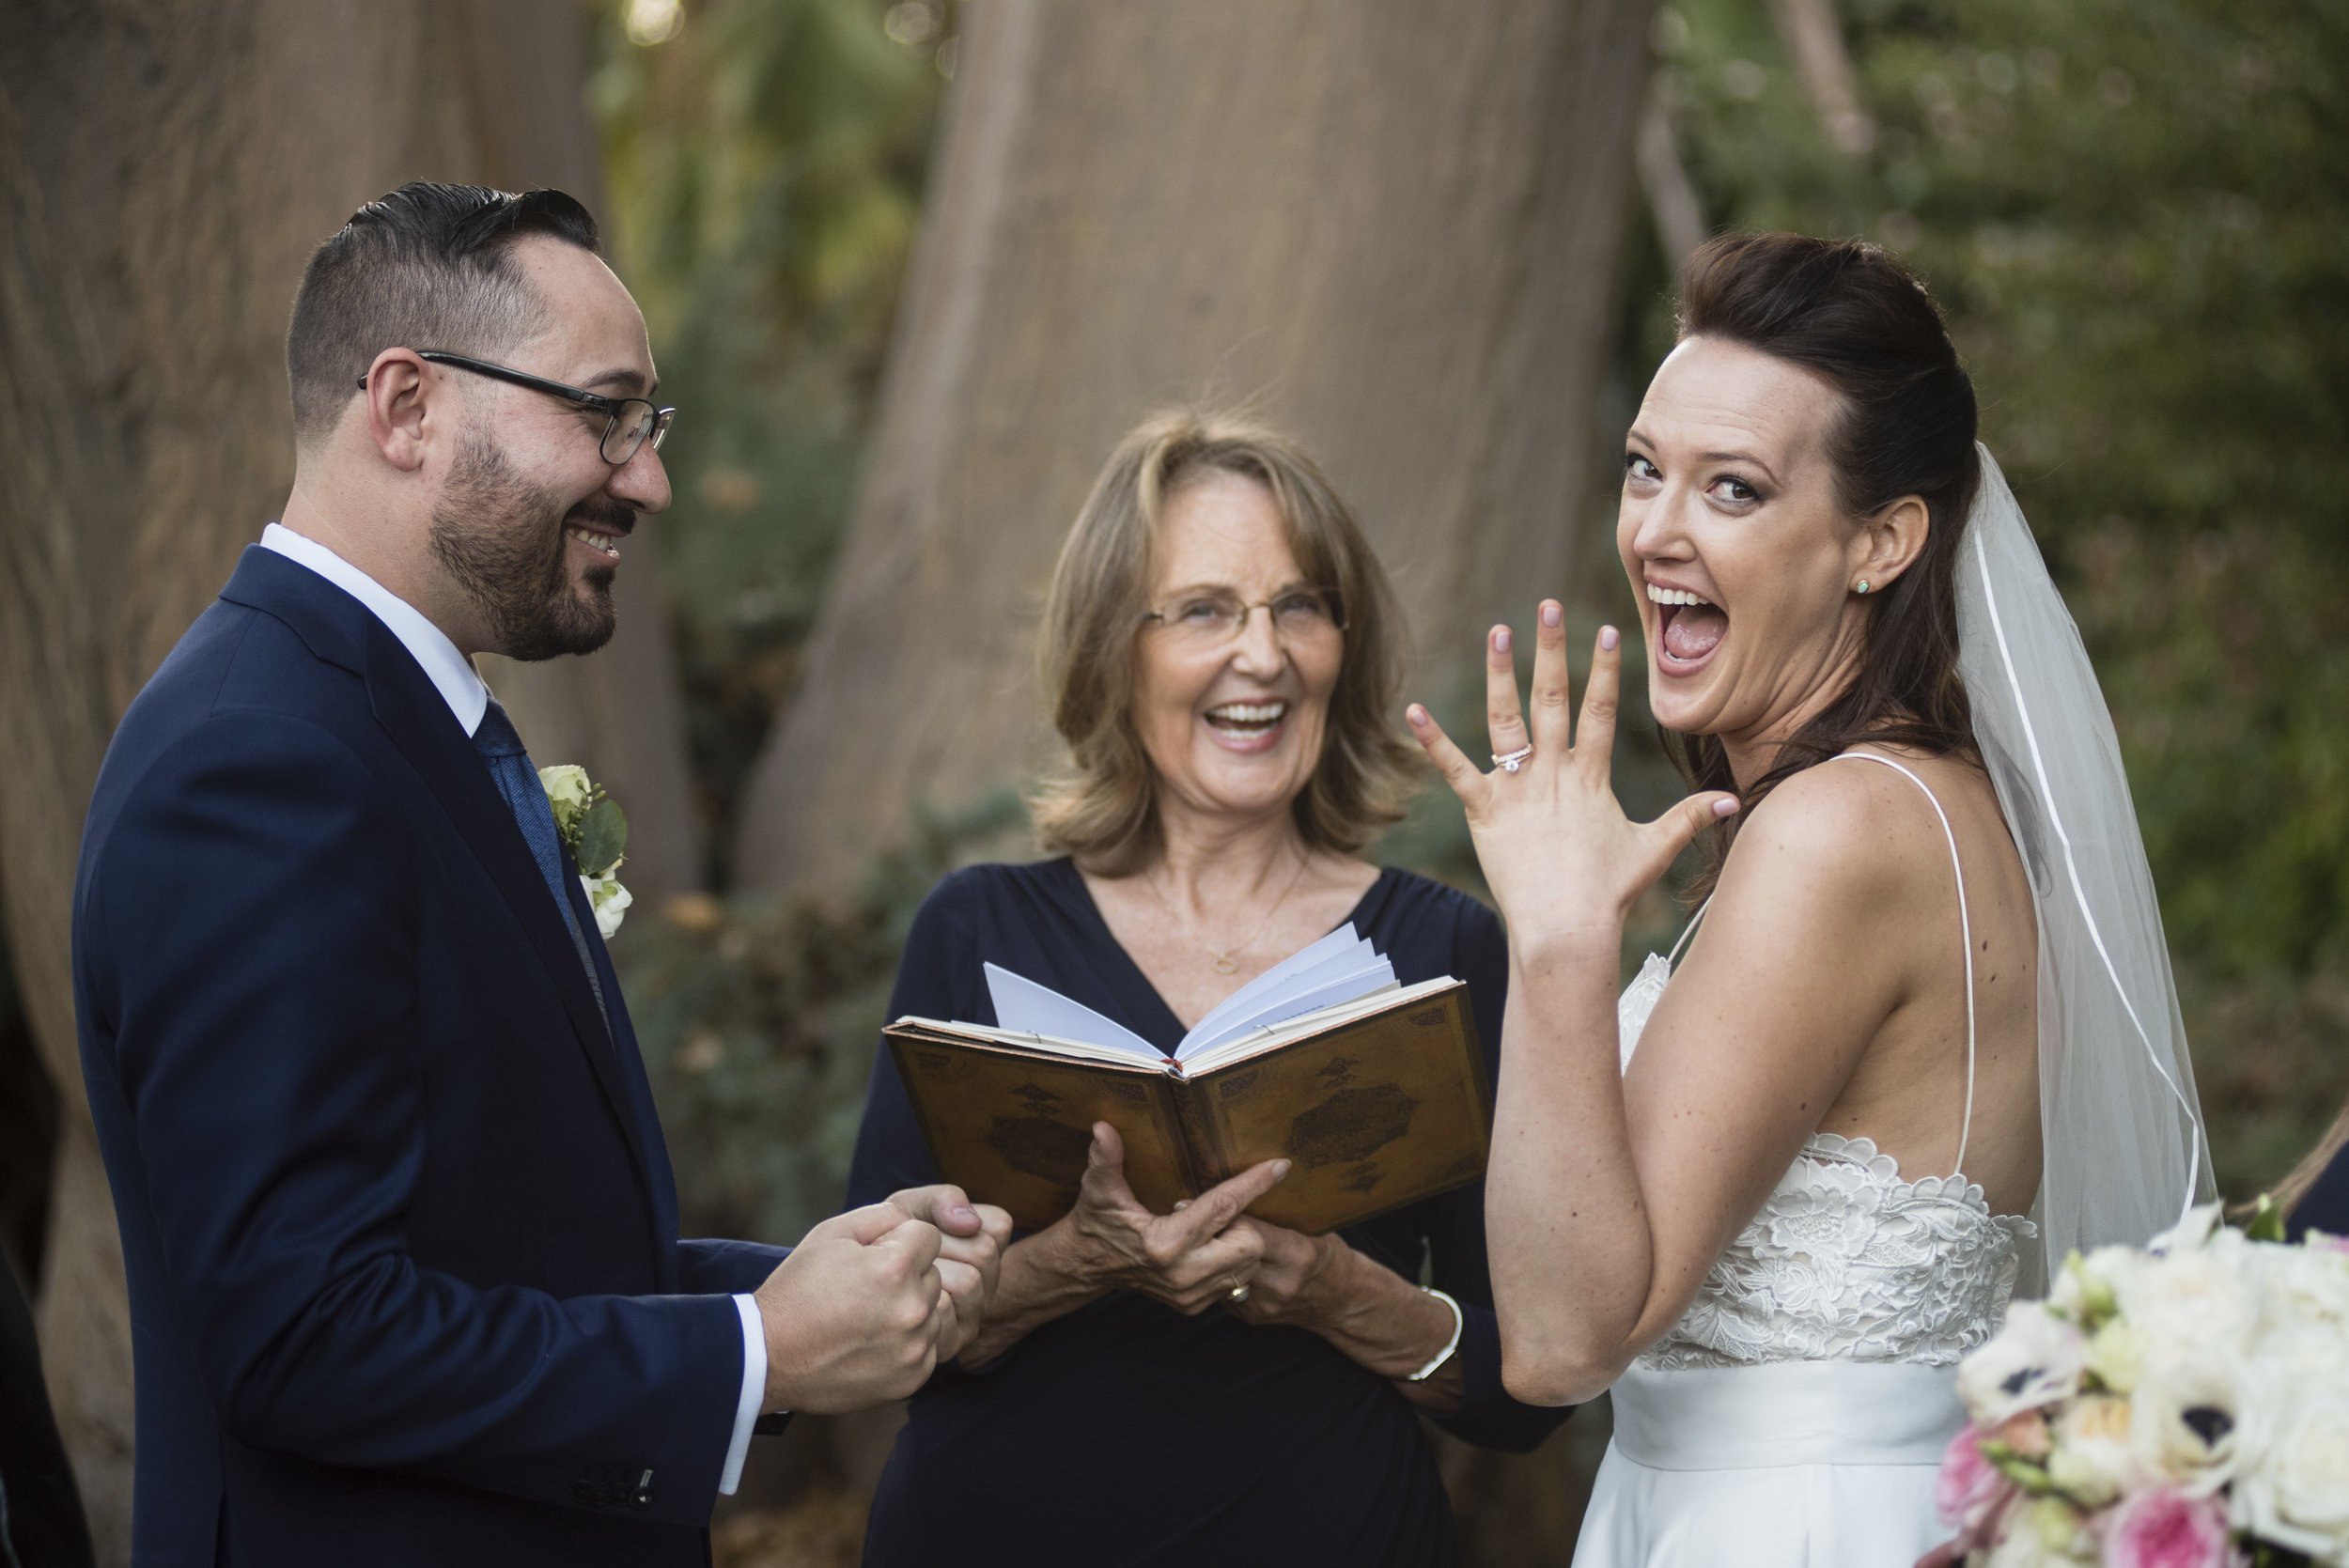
734, 0, 1657, 893
0, 5, 696, 1557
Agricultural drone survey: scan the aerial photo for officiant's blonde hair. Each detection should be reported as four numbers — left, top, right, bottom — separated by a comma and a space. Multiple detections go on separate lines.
1032, 410, 1418, 875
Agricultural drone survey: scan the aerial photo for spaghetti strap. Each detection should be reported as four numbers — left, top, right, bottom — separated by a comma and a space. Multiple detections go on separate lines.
1667, 895, 1714, 964
1828, 751, 1978, 1179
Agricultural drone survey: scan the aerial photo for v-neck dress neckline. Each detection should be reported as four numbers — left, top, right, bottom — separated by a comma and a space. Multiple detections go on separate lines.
1048, 857, 1401, 1042
846, 855, 1571, 1566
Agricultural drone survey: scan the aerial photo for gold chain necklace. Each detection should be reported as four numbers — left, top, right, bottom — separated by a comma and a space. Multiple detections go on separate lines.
1143, 848, 1314, 974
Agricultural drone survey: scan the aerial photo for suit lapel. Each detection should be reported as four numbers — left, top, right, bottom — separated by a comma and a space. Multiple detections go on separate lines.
358, 617, 661, 1208
224, 548, 670, 1259
565, 871, 682, 1285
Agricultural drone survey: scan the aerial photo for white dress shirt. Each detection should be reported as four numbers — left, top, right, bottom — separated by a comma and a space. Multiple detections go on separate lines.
259, 523, 768, 1496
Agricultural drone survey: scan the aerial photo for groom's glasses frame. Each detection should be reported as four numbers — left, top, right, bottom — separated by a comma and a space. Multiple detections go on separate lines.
357, 350, 676, 465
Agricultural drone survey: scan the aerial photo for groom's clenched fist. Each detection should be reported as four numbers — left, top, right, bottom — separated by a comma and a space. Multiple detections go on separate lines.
754, 1186, 1010, 1414
891, 1183, 1014, 1357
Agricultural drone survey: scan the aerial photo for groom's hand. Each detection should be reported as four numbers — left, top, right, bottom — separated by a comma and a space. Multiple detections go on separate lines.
754, 1202, 955, 1414
885, 1184, 1012, 1359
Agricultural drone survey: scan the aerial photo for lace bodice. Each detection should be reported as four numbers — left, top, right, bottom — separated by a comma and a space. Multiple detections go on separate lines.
1612, 750, 2038, 1374
1617, 954, 2031, 1370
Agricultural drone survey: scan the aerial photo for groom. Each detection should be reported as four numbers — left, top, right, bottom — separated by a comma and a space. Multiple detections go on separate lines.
70, 182, 1008, 1566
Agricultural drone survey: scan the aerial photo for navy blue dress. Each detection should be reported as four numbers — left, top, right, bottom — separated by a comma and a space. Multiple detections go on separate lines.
847, 858, 1568, 1568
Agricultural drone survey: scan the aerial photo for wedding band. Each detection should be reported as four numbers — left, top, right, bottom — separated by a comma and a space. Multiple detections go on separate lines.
1228, 1284, 1251, 1303
1492, 744, 1534, 774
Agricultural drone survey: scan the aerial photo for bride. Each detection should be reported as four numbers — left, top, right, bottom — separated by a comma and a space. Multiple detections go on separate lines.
1406, 231, 2212, 1563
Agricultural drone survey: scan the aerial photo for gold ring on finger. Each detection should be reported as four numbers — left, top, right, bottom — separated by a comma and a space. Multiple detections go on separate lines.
1492, 744, 1535, 774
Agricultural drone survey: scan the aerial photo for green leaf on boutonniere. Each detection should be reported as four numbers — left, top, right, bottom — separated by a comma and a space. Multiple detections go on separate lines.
577, 796, 629, 879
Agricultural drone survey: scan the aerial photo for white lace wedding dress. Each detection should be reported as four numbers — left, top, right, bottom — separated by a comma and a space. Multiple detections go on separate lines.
1572, 753, 2035, 1567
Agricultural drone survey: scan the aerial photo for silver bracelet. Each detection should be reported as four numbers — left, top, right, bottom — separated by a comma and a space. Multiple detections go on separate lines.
1406, 1288, 1465, 1382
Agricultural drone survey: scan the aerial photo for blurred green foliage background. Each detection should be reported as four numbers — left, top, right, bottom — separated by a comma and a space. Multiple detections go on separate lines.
593, 0, 952, 858
591, 0, 2348, 1257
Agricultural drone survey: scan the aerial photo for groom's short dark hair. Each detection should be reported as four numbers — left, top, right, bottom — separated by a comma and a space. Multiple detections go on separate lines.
286, 181, 600, 448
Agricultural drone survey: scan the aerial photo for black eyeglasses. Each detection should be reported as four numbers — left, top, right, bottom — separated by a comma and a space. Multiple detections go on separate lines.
358, 350, 676, 465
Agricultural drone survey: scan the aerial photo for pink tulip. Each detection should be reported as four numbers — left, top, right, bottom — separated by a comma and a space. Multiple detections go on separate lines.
2105, 1486, 2230, 1568
1935, 1424, 2016, 1535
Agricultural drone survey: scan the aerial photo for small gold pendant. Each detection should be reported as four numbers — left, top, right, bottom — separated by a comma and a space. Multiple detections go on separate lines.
1211, 954, 1239, 974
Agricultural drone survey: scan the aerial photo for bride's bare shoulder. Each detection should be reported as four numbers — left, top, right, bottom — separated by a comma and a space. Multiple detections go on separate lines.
1711, 757, 1959, 923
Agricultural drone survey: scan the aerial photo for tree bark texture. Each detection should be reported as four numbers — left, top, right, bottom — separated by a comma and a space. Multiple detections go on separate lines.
0, 4, 696, 1557
735, 0, 1659, 894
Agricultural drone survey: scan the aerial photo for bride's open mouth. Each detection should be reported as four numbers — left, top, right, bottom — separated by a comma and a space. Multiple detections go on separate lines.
1648, 582, 1727, 676
1203, 699, 1289, 753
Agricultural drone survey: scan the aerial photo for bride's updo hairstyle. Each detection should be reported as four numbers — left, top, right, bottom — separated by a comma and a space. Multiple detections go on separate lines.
1668, 231, 1983, 849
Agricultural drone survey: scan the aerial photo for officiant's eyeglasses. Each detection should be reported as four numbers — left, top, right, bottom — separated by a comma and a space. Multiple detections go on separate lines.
1141, 587, 1347, 647
358, 350, 675, 464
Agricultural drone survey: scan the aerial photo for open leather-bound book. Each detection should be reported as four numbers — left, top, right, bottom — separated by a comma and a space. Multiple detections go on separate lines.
885, 925, 1491, 1234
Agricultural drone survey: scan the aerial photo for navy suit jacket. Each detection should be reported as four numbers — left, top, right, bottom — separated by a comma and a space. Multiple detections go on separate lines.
72, 548, 788, 1567
2287, 1135, 2349, 1243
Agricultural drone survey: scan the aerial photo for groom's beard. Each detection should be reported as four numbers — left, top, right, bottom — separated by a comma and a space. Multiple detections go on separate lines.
429, 430, 625, 661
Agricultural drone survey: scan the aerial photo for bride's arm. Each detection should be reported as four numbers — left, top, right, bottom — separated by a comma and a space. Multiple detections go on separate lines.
1408, 604, 1920, 1405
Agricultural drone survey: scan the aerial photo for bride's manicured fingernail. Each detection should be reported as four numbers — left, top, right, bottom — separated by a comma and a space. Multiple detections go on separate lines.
1542, 601, 1563, 629
1714, 797, 1741, 817
1407, 704, 1428, 726
1494, 627, 1513, 654
1600, 626, 1620, 651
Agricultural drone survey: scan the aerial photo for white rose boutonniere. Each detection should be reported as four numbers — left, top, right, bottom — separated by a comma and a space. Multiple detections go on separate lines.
539, 765, 630, 939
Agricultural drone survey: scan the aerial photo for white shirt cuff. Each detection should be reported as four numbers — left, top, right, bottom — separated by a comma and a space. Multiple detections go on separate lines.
719, 1293, 766, 1496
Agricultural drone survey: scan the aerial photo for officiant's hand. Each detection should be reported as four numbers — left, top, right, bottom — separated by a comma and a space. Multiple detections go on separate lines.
1408, 602, 1739, 946
885, 1184, 1013, 1358
1219, 1217, 1466, 1409
1211, 1217, 1346, 1328
1051, 1122, 1289, 1315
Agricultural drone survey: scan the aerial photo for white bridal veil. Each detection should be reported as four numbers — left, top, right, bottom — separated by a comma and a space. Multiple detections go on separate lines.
1957, 445, 2216, 1283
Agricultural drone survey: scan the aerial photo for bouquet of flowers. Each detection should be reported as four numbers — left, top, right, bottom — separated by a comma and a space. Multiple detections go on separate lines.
1935, 1203, 2349, 1566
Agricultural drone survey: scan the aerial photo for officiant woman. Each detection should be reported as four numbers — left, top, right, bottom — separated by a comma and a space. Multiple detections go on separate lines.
845, 411, 1567, 1566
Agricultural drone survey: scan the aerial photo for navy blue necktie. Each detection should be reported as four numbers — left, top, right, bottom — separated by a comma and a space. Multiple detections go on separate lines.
473, 698, 609, 1026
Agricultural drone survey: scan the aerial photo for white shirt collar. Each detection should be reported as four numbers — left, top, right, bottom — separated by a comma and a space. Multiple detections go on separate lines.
260, 522, 491, 736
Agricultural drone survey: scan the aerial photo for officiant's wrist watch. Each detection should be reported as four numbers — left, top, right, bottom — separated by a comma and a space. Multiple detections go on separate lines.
1406, 1288, 1465, 1382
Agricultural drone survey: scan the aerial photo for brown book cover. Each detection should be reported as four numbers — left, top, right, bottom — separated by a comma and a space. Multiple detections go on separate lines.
885, 979, 1489, 1234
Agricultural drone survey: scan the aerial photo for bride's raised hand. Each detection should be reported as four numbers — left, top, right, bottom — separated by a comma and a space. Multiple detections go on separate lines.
1407, 600, 1739, 949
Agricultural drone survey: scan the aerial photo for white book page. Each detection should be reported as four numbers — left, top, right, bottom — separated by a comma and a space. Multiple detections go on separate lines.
1180, 924, 1365, 1049
1177, 974, 1456, 1076
1174, 955, 1398, 1060
894, 1015, 1173, 1070
983, 963, 1163, 1060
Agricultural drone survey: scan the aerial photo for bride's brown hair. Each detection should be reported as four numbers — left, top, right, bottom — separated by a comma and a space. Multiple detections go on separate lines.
1666, 232, 1983, 888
